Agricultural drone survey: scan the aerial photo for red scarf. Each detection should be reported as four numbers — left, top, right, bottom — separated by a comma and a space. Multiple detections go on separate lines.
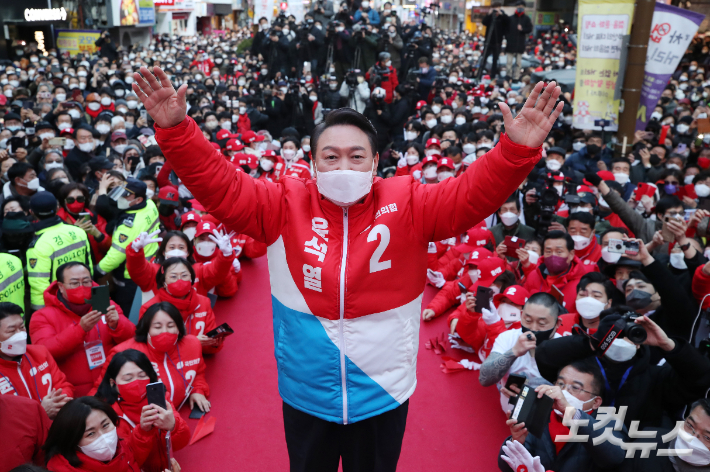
115, 398, 147, 428
548, 410, 570, 454
157, 287, 199, 317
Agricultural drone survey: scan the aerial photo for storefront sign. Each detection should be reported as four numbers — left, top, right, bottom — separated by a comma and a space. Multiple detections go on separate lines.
572, 0, 635, 131
635, 3, 704, 131
24, 7, 67, 22
120, 0, 155, 25
56, 30, 101, 56
154, 0, 175, 5
535, 11, 559, 26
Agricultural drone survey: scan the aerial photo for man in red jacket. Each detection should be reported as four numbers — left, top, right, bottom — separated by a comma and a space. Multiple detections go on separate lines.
133, 65, 563, 472
0, 393, 50, 472
0, 302, 74, 419
29, 262, 135, 396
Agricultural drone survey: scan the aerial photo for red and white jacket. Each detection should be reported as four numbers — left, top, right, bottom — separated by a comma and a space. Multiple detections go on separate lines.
156, 116, 540, 424
0, 344, 75, 400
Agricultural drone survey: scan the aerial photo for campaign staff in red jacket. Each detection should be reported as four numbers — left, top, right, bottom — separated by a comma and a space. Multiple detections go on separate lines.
0, 302, 74, 418
30, 262, 135, 396
95, 349, 190, 472
0, 393, 51, 472
134, 66, 562, 471
567, 211, 602, 270
556, 272, 614, 337
191, 221, 239, 298
99, 302, 210, 413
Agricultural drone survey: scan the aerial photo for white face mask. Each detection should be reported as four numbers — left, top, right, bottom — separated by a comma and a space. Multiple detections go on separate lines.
675, 430, 710, 466
685, 174, 697, 185
468, 269, 480, 284
195, 240, 217, 257
302, 145, 311, 153
500, 211, 519, 226
64, 140, 75, 150
546, 159, 562, 171
571, 234, 592, 250
183, 226, 197, 240
462, 143, 476, 155
0, 331, 27, 356
45, 161, 64, 170
613, 172, 630, 185
55, 93, 67, 102
554, 390, 596, 416
696, 183, 710, 198
455, 117, 467, 126
604, 337, 637, 362
405, 131, 418, 141
423, 166, 437, 180
670, 252, 688, 270
96, 123, 111, 134
100, 97, 112, 106
572, 142, 585, 152
575, 296, 605, 320
127, 100, 138, 109
677, 123, 690, 134
316, 161, 374, 207
145, 188, 155, 200
20, 177, 41, 191
499, 304, 521, 323
165, 249, 187, 258
406, 153, 419, 166
38, 132, 55, 141
426, 118, 438, 129
650, 112, 662, 121
440, 115, 453, 124
239, 106, 247, 115
113, 144, 127, 154
58, 122, 72, 131
117, 196, 131, 210
425, 149, 439, 157
220, 121, 231, 130
79, 427, 118, 462
527, 250, 540, 265
600, 246, 622, 264
438, 171, 454, 181
282, 149, 296, 162
68, 109, 81, 120
78, 142, 95, 153
260, 158, 274, 171
431, 105, 441, 114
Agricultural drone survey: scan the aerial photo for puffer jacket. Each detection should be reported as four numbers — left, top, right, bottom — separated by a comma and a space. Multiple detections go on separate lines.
156, 116, 540, 424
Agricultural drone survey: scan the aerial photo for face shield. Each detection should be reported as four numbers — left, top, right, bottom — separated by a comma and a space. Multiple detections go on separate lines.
107, 183, 132, 202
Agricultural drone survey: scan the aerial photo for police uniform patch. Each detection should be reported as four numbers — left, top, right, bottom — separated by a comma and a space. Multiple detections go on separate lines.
119, 234, 128, 243
29, 259, 37, 269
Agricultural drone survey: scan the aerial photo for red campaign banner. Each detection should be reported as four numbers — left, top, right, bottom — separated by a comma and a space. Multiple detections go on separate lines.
154, 0, 175, 5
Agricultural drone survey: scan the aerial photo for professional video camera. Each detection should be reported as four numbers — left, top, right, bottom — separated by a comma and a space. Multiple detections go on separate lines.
369, 63, 390, 88
345, 69, 361, 87
535, 172, 564, 236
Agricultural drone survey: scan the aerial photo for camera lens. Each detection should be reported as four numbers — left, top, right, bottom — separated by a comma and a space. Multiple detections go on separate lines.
625, 324, 647, 344
614, 243, 622, 250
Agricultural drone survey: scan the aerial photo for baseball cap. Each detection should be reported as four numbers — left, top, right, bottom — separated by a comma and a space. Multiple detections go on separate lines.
547, 147, 566, 158
158, 186, 179, 206
231, 154, 258, 170
216, 129, 237, 141
465, 247, 493, 266
195, 220, 217, 239
88, 156, 115, 173
421, 155, 439, 166
59, 128, 75, 137
242, 130, 265, 144
416, 100, 427, 110
493, 285, 530, 308
226, 138, 244, 151
180, 211, 202, 228
476, 257, 507, 287
189, 199, 206, 212
426, 138, 441, 149
437, 157, 455, 170
201, 214, 222, 228
111, 131, 127, 142
261, 149, 278, 160
455, 227, 495, 253
30, 191, 58, 218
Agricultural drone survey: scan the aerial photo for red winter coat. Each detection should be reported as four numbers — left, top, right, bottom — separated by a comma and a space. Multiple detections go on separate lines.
0, 344, 74, 400
557, 312, 598, 337
29, 282, 135, 396
47, 436, 143, 472
192, 249, 240, 298
57, 207, 111, 263
112, 400, 190, 472
692, 264, 710, 309
448, 304, 521, 361
189, 58, 215, 74
233, 233, 267, 259
95, 336, 209, 409
236, 113, 251, 134
574, 237, 602, 272
155, 116, 540, 424
366, 64, 399, 103
140, 288, 221, 354
426, 272, 474, 318
0, 394, 50, 472
283, 159, 312, 179
394, 162, 423, 178
522, 257, 588, 310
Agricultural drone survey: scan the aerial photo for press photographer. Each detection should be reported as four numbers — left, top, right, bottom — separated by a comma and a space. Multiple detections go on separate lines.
366, 52, 399, 104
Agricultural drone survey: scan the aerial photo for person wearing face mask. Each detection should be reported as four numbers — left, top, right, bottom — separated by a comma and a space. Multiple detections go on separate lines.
436, 156, 457, 182
189, 49, 215, 74
144, 66, 563, 470
500, 359, 625, 472
557, 272, 614, 337
57, 183, 111, 265
566, 212, 602, 267
563, 132, 611, 176
0, 302, 74, 419
65, 126, 99, 182
543, 147, 565, 173
29, 262, 134, 396
190, 221, 240, 297
536, 308, 710, 431
365, 52, 398, 104
492, 195, 536, 258
354, 0, 380, 25
95, 349, 190, 472
417, 57, 438, 100
139, 258, 221, 354
1, 162, 44, 210
395, 144, 425, 177
95, 180, 159, 315
257, 149, 285, 182
280, 137, 311, 178
521, 231, 588, 309
480, 293, 562, 411
449, 285, 531, 362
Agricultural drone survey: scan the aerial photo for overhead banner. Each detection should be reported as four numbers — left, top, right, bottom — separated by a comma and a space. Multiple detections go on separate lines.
253, 0, 274, 24
635, 3, 705, 131
56, 30, 101, 56
572, 0, 635, 131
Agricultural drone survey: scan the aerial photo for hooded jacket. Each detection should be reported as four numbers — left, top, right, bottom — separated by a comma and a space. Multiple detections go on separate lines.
155, 116, 540, 424
46, 436, 143, 472
523, 256, 588, 310
29, 281, 135, 396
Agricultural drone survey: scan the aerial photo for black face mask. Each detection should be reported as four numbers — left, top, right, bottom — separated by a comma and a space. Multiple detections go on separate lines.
649, 154, 662, 167
626, 289, 653, 310
586, 144, 601, 156
158, 205, 175, 217
521, 325, 556, 346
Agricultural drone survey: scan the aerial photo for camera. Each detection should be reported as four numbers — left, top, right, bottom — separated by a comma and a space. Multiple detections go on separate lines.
616, 312, 647, 344
607, 238, 639, 256
345, 69, 361, 87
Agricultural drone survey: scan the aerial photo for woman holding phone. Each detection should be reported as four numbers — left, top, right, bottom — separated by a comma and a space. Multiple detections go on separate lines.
95, 349, 190, 472
57, 183, 111, 263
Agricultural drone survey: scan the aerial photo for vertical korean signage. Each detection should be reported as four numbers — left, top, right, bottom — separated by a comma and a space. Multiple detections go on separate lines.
572, 0, 634, 131
635, 3, 704, 131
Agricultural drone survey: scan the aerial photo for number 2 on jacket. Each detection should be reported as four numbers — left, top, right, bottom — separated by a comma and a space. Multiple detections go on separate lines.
368, 225, 391, 273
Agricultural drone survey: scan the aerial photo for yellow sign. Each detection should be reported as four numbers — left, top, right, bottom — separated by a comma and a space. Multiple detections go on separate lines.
56, 30, 101, 56
572, 0, 635, 131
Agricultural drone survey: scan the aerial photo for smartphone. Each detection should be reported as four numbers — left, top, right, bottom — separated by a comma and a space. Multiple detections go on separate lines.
23, 101, 34, 110
550, 285, 565, 305
635, 182, 655, 201
189, 405, 205, 419
140, 109, 148, 120
503, 235, 525, 259
146, 382, 167, 410
700, 199, 710, 212
205, 322, 234, 339
48, 137, 66, 147
457, 282, 467, 294
504, 373, 526, 392
474, 286, 494, 313
89, 285, 111, 314
78, 212, 91, 224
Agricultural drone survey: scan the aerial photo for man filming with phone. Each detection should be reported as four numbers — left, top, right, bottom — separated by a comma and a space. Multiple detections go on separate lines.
133, 64, 563, 471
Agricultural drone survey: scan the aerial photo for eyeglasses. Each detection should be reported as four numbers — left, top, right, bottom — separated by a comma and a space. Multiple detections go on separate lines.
66, 196, 85, 204
64, 280, 92, 289
555, 381, 597, 397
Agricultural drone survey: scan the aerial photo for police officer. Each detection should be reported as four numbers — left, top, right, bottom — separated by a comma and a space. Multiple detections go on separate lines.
26, 192, 93, 311
0, 253, 25, 312
95, 179, 159, 314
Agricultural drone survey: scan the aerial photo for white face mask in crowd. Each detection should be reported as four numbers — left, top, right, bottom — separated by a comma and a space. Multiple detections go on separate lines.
316, 161, 374, 207
613, 172, 630, 185
282, 149, 297, 162
604, 337, 637, 362
600, 247, 622, 264
405, 131, 418, 141
195, 240, 217, 257
426, 118, 438, 129
674, 430, 710, 466
423, 166, 437, 180
571, 234, 592, 250
431, 105, 441, 114
440, 115, 453, 124
462, 143, 476, 155
670, 252, 687, 270
498, 304, 521, 323
546, 159, 562, 171
79, 427, 118, 462
572, 141, 585, 152
500, 211, 519, 226
437, 171, 454, 182
165, 249, 187, 258
406, 153, 419, 166
78, 141, 95, 153
260, 158, 275, 172
575, 296, 605, 320
0, 331, 27, 356
554, 390, 596, 416
696, 183, 710, 198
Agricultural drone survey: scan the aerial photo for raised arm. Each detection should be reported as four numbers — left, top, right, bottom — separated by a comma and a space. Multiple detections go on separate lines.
133, 66, 284, 243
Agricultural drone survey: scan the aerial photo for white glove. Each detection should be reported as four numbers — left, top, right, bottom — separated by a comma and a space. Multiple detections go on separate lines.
457, 293, 466, 305
232, 258, 241, 273
209, 230, 236, 257
412, 170, 422, 180
501, 440, 544, 472
428, 242, 438, 254
459, 359, 481, 370
397, 156, 407, 168
481, 301, 501, 325
131, 230, 162, 252
427, 269, 446, 288
448, 333, 475, 353
443, 237, 456, 246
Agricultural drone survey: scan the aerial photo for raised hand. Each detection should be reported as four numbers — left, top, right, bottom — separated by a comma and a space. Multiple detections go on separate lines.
132, 66, 187, 129
132, 230, 163, 252
499, 81, 564, 149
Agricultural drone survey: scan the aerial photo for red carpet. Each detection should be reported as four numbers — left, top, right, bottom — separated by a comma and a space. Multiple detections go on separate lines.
175, 256, 511, 471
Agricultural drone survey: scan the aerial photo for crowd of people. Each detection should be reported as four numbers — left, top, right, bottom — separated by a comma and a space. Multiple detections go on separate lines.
0, 0, 709, 470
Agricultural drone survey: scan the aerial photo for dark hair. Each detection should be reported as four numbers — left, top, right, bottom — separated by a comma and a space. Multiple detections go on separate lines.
405, 120, 423, 133
690, 398, 710, 418
134, 301, 186, 343
567, 211, 595, 229
404, 142, 425, 159
526, 292, 560, 319
155, 231, 195, 264
8, 162, 34, 185
0, 302, 24, 323
444, 145, 462, 157
155, 257, 195, 288
499, 192, 521, 212
544, 230, 574, 251
57, 183, 90, 209
44, 397, 120, 467
493, 270, 516, 292
622, 270, 653, 291
95, 349, 158, 404
56, 262, 91, 283
2, 196, 29, 213
600, 226, 629, 241
311, 108, 378, 158
655, 195, 683, 217
560, 358, 605, 398
9, 465, 50, 472
611, 157, 631, 167
576, 272, 614, 301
